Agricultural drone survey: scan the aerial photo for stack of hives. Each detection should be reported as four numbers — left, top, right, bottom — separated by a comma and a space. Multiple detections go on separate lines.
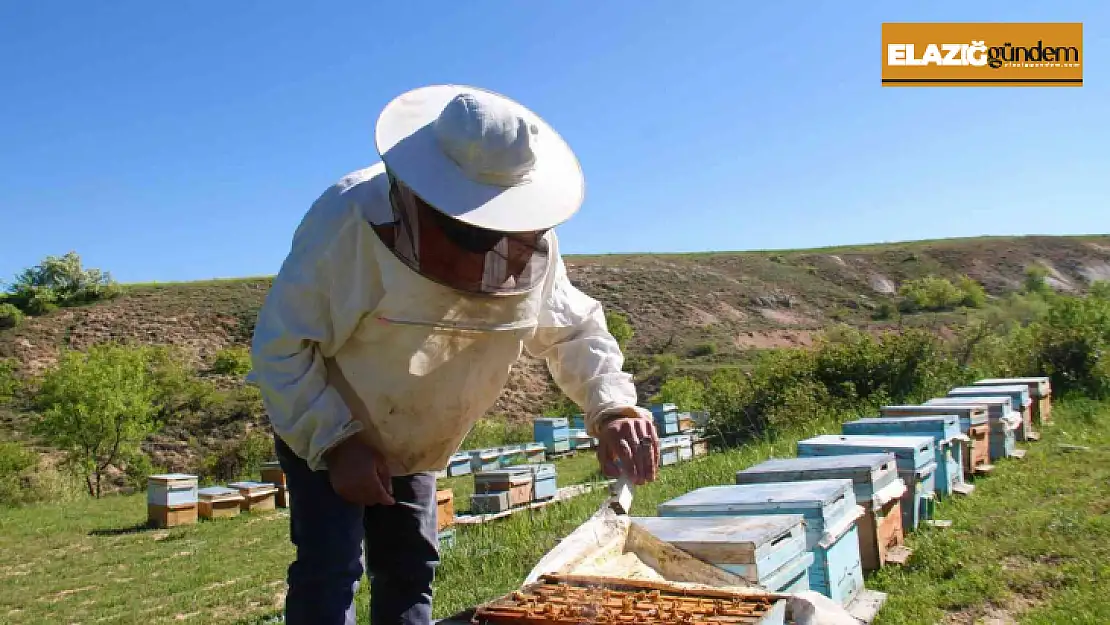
605, 375, 1052, 614
534, 417, 572, 457
470, 463, 559, 515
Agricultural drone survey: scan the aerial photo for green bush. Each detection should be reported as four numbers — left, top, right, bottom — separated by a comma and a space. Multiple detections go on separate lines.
956, 275, 988, 308
689, 342, 717, 358
200, 429, 275, 483
652, 376, 707, 411
0, 358, 17, 403
897, 275, 971, 313
461, 417, 534, 451
1029, 288, 1110, 398
872, 301, 897, 321
0, 303, 24, 329
0, 441, 82, 507
653, 353, 679, 378
605, 310, 634, 349
212, 346, 252, 376
3, 252, 119, 315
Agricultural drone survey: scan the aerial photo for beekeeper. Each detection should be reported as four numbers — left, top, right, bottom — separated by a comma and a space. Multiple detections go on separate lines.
249, 84, 660, 625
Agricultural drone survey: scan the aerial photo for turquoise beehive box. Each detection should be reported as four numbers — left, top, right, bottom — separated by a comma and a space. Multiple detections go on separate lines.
796, 434, 937, 531
533, 417, 570, 454
631, 515, 811, 593
926, 396, 1019, 461
947, 384, 1035, 442
657, 480, 865, 607
842, 416, 968, 499
734, 454, 908, 573
527, 463, 558, 501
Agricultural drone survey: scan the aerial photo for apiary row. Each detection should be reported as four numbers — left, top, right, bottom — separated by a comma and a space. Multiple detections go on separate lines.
146, 460, 290, 528
615, 375, 1050, 611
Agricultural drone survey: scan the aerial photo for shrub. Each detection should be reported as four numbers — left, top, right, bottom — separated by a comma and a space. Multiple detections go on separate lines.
897, 275, 967, 313
0, 303, 24, 329
872, 301, 897, 321
461, 417, 533, 450
605, 310, 634, 349
1029, 291, 1110, 398
212, 346, 252, 376
1024, 265, 1052, 295
0, 358, 17, 403
689, 342, 717, 358
956, 275, 988, 308
0, 440, 82, 507
200, 429, 275, 483
653, 353, 679, 378
652, 376, 706, 411
3, 251, 118, 315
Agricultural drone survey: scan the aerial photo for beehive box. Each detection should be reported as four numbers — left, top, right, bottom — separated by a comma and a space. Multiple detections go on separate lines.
448, 452, 472, 477
926, 396, 1020, 461
658, 480, 866, 607
147, 474, 199, 528
691, 434, 710, 457
523, 443, 546, 464
659, 437, 680, 466
534, 418, 570, 453
650, 403, 680, 436
881, 404, 991, 478
631, 514, 809, 592
570, 414, 586, 430
736, 454, 908, 572
568, 429, 595, 450
499, 445, 527, 467
474, 467, 534, 507
259, 461, 289, 507
974, 377, 1052, 426
471, 491, 510, 514
228, 481, 279, 513
948, 385, 1037, 442
527, 464, 558, 501
198, 486, 245, 520
672, 434, 694, 462
676, 412, 697, 432
469, 448, 503, 473
842, 416, 970, 498
796, 435, 937, 532
437, 489, 455, 531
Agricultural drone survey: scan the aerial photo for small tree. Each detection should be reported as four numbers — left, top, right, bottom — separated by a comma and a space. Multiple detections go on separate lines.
605, 310, 634, 349
0, 303, 24, 329
1023, 265, 1052, 296
34, 344, 160, 497
652, 376, 706, 411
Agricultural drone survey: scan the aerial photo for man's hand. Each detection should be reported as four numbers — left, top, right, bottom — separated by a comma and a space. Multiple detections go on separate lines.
596, 407, 659, 486
324, 435, 395, 506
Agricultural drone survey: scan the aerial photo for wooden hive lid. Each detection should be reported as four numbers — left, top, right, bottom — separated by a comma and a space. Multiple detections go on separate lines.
148, 473, 198, 486
198, 486, 244, 502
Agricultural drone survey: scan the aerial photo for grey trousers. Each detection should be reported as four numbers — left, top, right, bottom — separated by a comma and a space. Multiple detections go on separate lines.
275, 436, 440, 625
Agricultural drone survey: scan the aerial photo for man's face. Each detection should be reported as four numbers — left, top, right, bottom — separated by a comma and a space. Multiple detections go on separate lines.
381, 173, 549, 295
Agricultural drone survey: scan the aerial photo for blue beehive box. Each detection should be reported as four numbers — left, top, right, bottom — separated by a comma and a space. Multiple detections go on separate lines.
842, 416, 969, 499
673, 434, 694, 461
657, 480, 865, 606
649, 403, 680, 435
527, 463, 558, 501
947, 385, 1035, 442
632, 514, 811, 592
533, 417, 570, 454
735, 454, 907, 572
469, 448, 502, 473
797, 434, 937, 531
926, 396, 1019, 461
570, 414, 586, 430
447, 452, 472, 477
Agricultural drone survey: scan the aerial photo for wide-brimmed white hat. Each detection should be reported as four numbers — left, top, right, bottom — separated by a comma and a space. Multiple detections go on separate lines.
374, 84, 585, 233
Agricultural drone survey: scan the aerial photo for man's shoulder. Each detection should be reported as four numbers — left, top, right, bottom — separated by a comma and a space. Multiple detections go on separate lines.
319, 163, 392, 223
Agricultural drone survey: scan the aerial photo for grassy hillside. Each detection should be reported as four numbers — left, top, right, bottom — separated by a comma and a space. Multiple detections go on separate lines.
2, 234, 1109, 485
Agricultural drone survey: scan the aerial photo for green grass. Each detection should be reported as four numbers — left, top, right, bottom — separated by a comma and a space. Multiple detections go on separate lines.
2, 402, 1108, 624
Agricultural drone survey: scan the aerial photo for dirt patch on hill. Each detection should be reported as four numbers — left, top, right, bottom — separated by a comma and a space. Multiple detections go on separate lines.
735, 329, 816, 349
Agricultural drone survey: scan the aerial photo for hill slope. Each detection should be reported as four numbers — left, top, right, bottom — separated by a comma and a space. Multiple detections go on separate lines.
2, 235, 1109, 474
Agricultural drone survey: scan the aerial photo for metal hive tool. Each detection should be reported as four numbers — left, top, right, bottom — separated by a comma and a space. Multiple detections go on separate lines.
472, 575, 780, 625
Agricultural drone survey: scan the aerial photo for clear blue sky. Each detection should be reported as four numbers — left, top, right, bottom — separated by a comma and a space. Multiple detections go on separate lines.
1, 2, 1106, 284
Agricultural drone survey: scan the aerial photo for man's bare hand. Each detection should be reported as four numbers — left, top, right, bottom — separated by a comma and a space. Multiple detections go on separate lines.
596, 408, 659, 486
324, 436, 395, 506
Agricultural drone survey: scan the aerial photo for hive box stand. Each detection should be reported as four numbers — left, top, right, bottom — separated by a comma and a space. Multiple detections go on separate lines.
925, 397, 1021, 462
436, 489, 455, 532
631, 515, 814, 594
736, 454, 909, 573
948, 385, 1037, 442
881, 405, 992, 478
228, 481, 279, 513
841, 416, 971, 499
198, 486, 245, 520
658, 480, 866, 607
797, 435, 937, 532
147, 474, 199, 529
974, 377, 1053, 426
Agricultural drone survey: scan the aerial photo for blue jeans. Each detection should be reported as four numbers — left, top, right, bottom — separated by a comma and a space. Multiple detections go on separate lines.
275, 436, 440, 625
